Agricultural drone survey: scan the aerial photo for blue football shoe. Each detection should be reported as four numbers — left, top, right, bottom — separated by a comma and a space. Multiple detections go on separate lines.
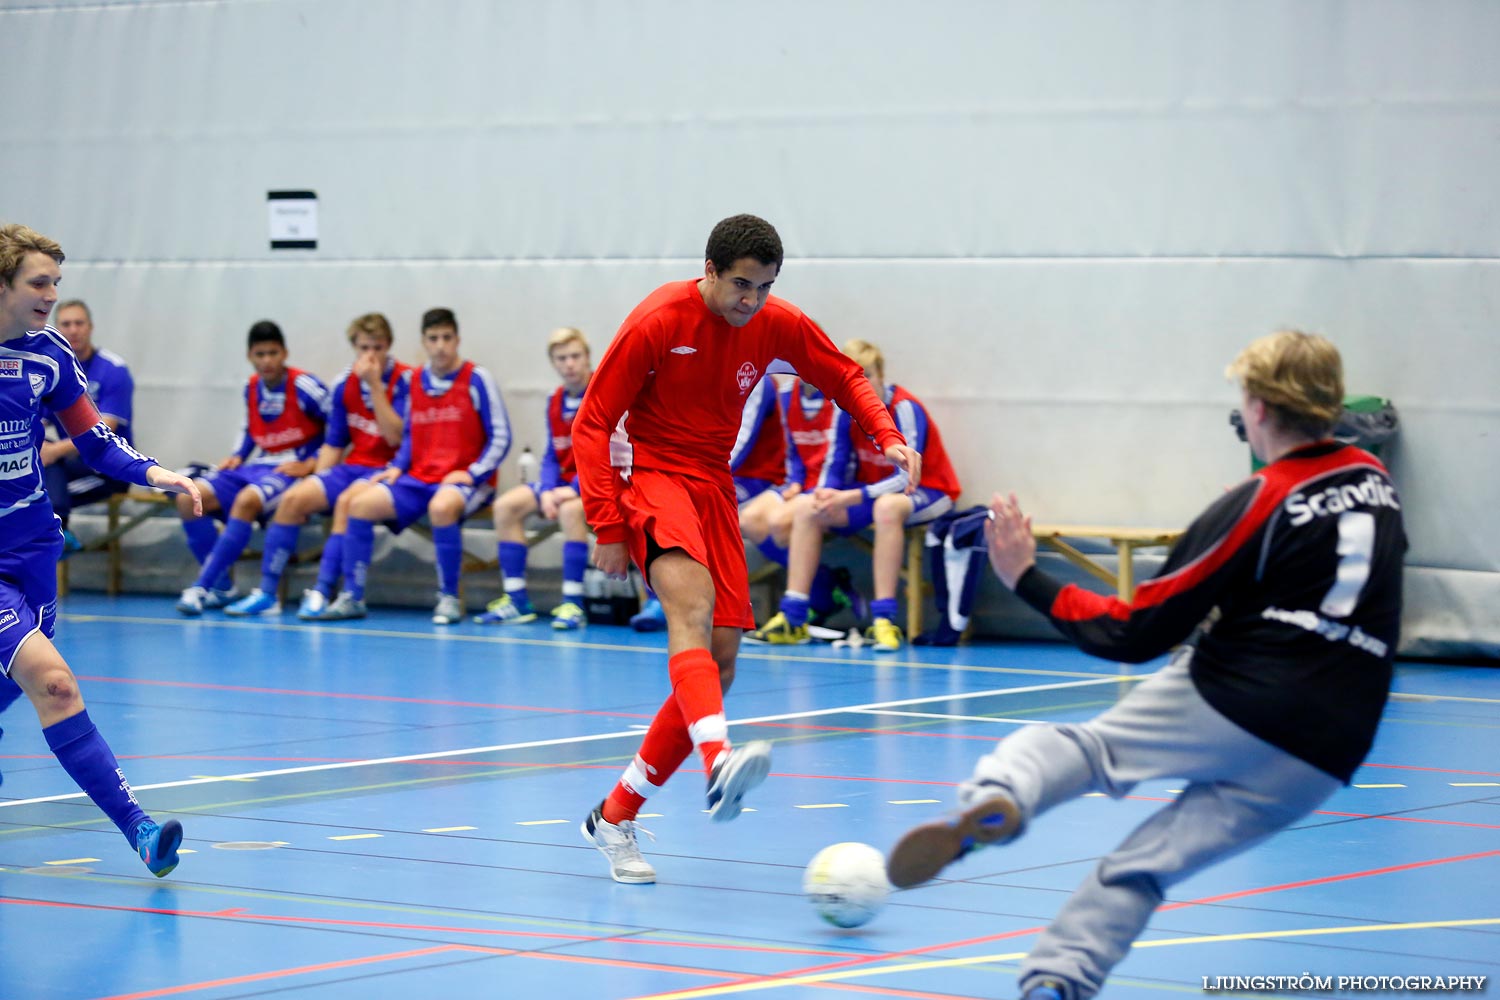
136, 818, 184, 878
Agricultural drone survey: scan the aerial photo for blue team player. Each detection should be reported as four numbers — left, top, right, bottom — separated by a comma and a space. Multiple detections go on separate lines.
475, 326, 593, 629
174, 321, 329, 614
0, 223, 199, 876
225, 312, 412, 617
320, 308, 511, 624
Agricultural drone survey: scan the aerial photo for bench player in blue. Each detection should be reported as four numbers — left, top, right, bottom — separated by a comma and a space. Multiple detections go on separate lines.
474, 327, 593, 630
224, 312, 412, 618
0, 223, 200, 877
174, 321, 329, 614
319, 308, 511, 624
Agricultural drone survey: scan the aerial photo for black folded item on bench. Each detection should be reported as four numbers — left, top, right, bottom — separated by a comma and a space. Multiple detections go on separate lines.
912, 504, 990, 647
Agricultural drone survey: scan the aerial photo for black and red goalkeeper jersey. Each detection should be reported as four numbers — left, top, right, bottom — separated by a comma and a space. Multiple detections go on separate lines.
1015, 442, 1407, 782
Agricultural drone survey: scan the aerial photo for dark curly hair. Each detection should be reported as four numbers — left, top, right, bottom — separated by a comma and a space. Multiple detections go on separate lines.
705, 214, 783, 274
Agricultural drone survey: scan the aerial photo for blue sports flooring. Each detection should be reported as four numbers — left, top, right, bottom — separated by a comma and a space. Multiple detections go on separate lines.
1, 593, 1496, 999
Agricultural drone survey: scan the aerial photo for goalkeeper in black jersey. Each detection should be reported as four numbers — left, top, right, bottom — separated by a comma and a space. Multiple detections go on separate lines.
887, 329, 1406, 1000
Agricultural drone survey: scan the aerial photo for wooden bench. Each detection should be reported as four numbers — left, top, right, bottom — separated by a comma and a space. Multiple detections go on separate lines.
1029, 524, 1184, 601
58, 488, 175, 596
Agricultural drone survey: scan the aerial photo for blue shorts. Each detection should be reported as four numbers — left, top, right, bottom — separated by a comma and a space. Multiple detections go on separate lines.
380, 474, 495, 533
202, 464, 299, 520
0, 529, 63, 675
833, 487, 955, 535
314, 463, 383, 507
734, 476, 779, 507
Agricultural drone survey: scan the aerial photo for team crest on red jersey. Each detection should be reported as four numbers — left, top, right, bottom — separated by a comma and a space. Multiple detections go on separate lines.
735, 362, 758, 393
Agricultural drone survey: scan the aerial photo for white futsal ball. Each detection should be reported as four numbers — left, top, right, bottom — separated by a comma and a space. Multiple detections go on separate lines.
803, 842, 891, 928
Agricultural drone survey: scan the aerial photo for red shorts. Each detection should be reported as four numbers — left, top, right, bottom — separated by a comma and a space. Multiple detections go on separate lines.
616, 469, 753, 630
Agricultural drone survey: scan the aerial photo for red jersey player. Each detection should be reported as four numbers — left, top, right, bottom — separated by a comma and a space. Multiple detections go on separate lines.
571, 214, 921, 883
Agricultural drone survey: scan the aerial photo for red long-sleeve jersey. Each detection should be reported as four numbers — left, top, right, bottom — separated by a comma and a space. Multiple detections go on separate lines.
575, 280, 904, 545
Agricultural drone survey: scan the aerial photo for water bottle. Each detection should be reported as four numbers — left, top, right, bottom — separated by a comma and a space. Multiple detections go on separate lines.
517, 445, 538, 486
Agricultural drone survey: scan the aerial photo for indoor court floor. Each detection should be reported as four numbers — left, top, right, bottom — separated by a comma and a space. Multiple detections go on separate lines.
1, 593, 1496, 999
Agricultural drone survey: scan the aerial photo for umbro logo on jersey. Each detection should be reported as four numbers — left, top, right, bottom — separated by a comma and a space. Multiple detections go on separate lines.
670, 346, 697, 355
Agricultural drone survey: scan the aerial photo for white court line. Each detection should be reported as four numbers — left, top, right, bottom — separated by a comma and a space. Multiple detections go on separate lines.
0, 675, 1136, 809
851, 709, 1043, 725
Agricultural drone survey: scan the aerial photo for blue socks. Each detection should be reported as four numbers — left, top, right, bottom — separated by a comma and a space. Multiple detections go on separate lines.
562, 540, 589, 598
498, 540, 529, 605
757, 537, 790, 566
809, 564, 837, 616
433, 524, 462, 597
43, 709, 148, 846
779, 592, 810, 628
871, 597, 899, 622
195, 517, 252, 591
260, 522, 300, 595
316, 533, 344, 597
182, 518, 219, 570
343, 518, 376, 600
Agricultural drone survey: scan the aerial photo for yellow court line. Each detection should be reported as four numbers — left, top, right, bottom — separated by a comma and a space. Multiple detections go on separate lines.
423, 826, 477, 833
630, 917, 1500, 999
516, 819, 569, 826
328, 834, 382, 841
1353, 783, 1407, 789
46, 857, 100, 865
1451, 782, 1500, 787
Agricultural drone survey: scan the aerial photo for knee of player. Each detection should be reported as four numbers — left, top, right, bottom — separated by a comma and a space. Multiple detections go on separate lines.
557, 498, 587, 533
871, 493, 911, 527
229, 488, 264, 521
35, 666, 82, 713
790, 496, 821, 527
494, 487, 532, 527
174, 489, 201, 518
428, 493, 464, 526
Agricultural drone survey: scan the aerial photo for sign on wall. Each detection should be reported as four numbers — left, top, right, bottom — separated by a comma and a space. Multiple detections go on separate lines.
267, 190, 318, 250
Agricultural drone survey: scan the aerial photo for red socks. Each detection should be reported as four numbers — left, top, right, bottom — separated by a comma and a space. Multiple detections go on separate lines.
600, 648, 727, 825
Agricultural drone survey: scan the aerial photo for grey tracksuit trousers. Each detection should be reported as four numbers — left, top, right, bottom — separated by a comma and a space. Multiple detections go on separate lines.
960, 651, 1342, 999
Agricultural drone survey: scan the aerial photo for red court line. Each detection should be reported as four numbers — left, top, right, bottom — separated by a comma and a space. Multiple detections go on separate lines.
75, 675, 654, 718
102, 944, 481, 999
83, 915, 964, 1000
1363, 762, 1500, 778
1, 897, 849, 957
1312, 810, 1500, 830
1118, 794, 1500, 831
454, 943, 978, 997
748, 721, 1008, 743
1158, 848, 1500, 910
631, 846, 1500, 998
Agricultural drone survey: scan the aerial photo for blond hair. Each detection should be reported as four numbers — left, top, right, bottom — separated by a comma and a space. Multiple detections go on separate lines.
1226, 329, 1344, 439
842, 338, 885, 380
547, 326, 590, 358
346, 312, 394, 346
0, 224, 65, 286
